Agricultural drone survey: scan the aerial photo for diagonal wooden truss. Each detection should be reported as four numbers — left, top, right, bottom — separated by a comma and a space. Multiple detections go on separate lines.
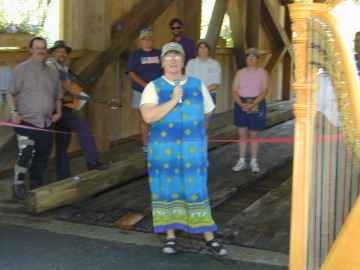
261, 0, 293, 73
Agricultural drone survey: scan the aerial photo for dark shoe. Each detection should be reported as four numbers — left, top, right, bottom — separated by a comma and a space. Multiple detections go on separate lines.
87, 161, 110, 171
162, 239, 177, 255
13, 183, 27, 201
206, 239, 228, 256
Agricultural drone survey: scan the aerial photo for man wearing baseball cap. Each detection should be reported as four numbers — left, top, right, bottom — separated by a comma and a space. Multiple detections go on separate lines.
126, 28, 162, 153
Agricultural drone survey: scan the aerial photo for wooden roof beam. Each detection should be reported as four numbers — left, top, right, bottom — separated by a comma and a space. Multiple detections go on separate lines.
262, 0, 291, 49
265, 46, 288, 72
261, 0, 294, 74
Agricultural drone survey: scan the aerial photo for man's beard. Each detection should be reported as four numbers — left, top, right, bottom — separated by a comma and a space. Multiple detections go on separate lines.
56, 57, 66, 64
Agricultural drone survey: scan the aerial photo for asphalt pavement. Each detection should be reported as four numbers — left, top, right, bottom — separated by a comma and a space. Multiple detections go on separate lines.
0, 224, 287, 270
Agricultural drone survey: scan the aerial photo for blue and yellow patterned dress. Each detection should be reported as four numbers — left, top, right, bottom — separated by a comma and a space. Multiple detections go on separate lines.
147, 76, 218, 234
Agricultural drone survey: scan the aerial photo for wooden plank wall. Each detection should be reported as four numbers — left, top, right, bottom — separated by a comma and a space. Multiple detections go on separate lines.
85, 0, 204, 143
0, 0, 290, 152
214, 48, 237, 113
106, 0, 288, 142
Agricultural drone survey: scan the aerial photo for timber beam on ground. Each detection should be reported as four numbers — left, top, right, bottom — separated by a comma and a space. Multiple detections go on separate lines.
26, 152, 147, 214
77, 0, 175, 86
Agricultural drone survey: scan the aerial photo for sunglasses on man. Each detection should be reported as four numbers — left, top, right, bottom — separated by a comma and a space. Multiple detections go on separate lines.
171, 26, 182, 30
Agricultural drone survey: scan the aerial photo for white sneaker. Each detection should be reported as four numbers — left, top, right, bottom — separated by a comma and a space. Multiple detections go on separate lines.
250, 160, 260, 173
232, 159, 247, 172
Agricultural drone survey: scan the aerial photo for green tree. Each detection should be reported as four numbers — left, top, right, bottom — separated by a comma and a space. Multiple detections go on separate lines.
0, 0, 52, 34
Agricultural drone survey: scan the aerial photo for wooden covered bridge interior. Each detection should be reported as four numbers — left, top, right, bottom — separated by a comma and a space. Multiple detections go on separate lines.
1, 0, 360, 269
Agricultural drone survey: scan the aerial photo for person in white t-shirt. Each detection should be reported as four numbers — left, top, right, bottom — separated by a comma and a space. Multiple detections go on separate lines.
185, 40, 221, 105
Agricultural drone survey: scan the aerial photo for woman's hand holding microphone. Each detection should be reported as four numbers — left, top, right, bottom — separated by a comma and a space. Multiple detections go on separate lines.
172, 85, 183, 104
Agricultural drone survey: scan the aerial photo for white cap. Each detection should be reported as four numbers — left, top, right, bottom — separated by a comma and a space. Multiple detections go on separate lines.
138, 28, 153, 40
161, 42, 185, 58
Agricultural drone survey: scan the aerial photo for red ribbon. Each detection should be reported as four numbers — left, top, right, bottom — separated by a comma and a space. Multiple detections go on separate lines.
0, 120, 342, 144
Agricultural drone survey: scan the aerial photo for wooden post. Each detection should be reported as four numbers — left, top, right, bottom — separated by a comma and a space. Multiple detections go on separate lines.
62, 0, 87, 50
282, 6, 293, 100
183, 0, 201, 42
89, 65, 115, 151
26, 153, 147, 214
69, 0, 113, 151
227, 0, 247, 67
246, 0, 261, 48
84, 0, 112, 52
282, 52, 292, 100
205, 0, 229, 51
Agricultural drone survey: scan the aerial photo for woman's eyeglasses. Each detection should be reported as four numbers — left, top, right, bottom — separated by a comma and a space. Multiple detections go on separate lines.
164, 55, 182, 61
171, 26, 182, 30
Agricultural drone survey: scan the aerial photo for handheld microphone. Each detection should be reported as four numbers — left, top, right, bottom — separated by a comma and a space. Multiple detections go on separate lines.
175, 79, 182, 103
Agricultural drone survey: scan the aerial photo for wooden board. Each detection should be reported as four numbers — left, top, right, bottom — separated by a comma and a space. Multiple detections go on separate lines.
0, 33, 32, 49
222, 180, 291, 254
26, 152, 146, 213
115, 212, 145, 230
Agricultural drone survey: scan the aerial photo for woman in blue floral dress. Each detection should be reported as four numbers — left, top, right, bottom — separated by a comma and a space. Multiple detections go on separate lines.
140, 42, 227, 256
